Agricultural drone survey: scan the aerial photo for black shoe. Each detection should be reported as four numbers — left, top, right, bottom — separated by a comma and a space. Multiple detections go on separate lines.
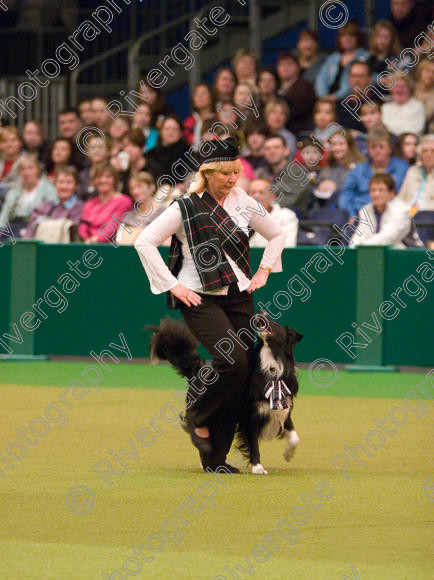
203, 462, 240, 474
190, 430, 212, 454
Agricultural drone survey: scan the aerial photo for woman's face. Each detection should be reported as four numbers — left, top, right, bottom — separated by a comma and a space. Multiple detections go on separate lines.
109, 118, 129, 140
55, 174, 77, 202
88, 137, 109, 165
332, 137, 349, 160
129, 179, 155, 202
258, 72, 277, 96
218, 104, 237, 125
23, 123, 43, 149
52, 140, 71, 164
420, 65, 434, 88
2, 133, 22, 158
215, 71, 235, 95
133, 105, 152, 128
374, 27, 392, 53
206, 163, 241, 197
247, 132, 266, 153
339, 33, 358, 52
421, 142, 434, 170
235, 56, 256, 80
360, 106, 381, 130
368, 140, 392, 166
122, 138, 143, 162
297, 35, 317, 59
249, 179, 273, 211
314, 104, 334, 129
276, 59, 298, 82
161, 119, 182, 146
391, 79, 412, 104
266, 106, 287, 131
233, 84, 251, 105
95, 171, 116, 195
193, 85, 212, 109
401, 135, 418, 161
19, 161, 40, 186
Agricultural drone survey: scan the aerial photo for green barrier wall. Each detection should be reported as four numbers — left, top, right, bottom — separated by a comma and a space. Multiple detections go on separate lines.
0, 242, 432, 366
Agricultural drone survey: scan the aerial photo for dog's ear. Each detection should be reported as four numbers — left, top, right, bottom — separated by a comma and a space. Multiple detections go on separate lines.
286, 327, 303, 346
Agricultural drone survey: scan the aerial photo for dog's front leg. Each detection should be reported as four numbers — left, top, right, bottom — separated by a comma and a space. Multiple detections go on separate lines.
247, 417, 268, 475
283, 411, 299, 462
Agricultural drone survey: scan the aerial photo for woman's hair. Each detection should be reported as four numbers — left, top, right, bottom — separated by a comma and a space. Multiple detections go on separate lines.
327, 130, 366, 167
258, 67, 279, 90
92, 162, 119, 189
51, 137, 72, 154
192, 83, 216, 112
393, 132, 419, 161
369, 172, 395, 191
391, 73, 414, 93
55, 165, 80, 184
313, 97, 337, 120
337, 21, 363, 51
369, 20, 400, 56
298, 28, 319, 45
130, 170, 155, 189
17, 154, 43, 174
158, 114, 183, 146
415, 59, 434, 83
264, 97, 290, 122
360, 101, 381, 114
24, 119, 44, 133
124, 128, 146, 149
366, 127, 393, 147
418, 134, 434, 158
212, 67, 236, 98
232, 49, 258, 71
0, 126, 21, 142
188, 159, 242, 194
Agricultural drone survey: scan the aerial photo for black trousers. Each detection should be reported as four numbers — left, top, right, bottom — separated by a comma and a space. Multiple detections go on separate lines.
180, 282, 255, 465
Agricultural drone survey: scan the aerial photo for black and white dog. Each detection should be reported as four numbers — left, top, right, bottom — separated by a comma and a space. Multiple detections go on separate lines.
236, 312, 303, 474
146, 313, 302, 474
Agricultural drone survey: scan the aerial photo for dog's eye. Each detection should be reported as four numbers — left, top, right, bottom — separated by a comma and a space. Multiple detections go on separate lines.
270, 367, 276, 373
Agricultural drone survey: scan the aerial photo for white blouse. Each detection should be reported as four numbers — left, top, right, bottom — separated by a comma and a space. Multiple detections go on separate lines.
135, 187, 286, 295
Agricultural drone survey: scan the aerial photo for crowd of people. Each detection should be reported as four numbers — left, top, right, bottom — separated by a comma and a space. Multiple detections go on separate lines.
0, 0, 433, 249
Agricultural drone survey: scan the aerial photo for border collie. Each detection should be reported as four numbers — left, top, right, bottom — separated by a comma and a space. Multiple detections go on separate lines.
236, 312, 303, 474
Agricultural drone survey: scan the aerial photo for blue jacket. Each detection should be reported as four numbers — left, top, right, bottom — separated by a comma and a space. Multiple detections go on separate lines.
315, 48, 369, 99
339, 157, 410, 217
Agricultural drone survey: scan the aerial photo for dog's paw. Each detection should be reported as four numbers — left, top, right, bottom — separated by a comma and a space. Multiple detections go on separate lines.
283, 430, 299, 462
252, 463, 268, 475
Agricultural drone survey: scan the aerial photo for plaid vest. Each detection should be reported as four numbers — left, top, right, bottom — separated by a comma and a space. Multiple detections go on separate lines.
167, 191, 252, 309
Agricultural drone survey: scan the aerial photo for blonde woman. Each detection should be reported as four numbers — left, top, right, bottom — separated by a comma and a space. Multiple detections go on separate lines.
135, 137, 285, 472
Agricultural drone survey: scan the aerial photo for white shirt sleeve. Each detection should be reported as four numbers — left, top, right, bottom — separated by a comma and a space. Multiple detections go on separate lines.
134, 204, 182, 294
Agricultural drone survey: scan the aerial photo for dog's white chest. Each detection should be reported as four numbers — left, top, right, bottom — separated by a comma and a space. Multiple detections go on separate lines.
259, 342, 283, 378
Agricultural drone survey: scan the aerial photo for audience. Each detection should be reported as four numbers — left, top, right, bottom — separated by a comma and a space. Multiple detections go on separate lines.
46, 138, 73, 182
22, 121, 49, 165
119, 128, 164, 192
241, 121, 269, 172
381, 76, 426, 136
77, 134, 111, 201
257, 68, 279, 110
414, 60, 434, 133
388, 0, 427, 50
78, 164, 133, 244
57, 107, 87, 170
24, 166, 83, 240
248, 178, 298, 247
147, 116, 189, 177
91, 98, 112, 133
311, 98, 337, 144
232, 49, 258, 89
78, 99, 94, 126
393, 133, 419, 165
339, 127, 409, 216
263, 98, 296, 152
295, 29, 326, 85
0, 155, 58, 237
0, 127, 26, 192
183, 84, 216, 146
368, 20, 401, 81
213, 67, 237, 107
350, 173, 411, 248
397, 134, 434, 213
132, 103, 159, 152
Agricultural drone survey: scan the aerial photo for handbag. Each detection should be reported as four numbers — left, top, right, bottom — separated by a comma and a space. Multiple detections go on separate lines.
34, 217, 77, 243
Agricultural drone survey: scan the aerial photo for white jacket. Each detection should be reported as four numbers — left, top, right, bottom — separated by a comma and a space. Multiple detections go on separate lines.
350, 198, 411, 249
249, 203, 298, 248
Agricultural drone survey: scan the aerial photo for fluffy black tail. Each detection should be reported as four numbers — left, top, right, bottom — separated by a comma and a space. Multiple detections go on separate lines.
145, 317, 203, 379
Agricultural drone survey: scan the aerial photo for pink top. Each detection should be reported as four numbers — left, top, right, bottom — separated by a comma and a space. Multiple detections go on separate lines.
79, 194, 133, 242
240, 157, 255, 180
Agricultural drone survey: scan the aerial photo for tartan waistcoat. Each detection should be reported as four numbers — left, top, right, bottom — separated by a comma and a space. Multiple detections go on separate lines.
167, 191, 252, 309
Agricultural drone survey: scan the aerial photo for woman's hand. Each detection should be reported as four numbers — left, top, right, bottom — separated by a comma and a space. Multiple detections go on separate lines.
247, 268, 269, 294
85, 235, 99, 244
170, 283, 202, 307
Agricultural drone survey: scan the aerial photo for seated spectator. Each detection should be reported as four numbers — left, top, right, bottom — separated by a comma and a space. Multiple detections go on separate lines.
337, 61, 382, 132
118, 128, 164, 192
256, 134, 312, 213
232, 49, 258, 90
108, 117, 130, 158
24, 166, 83, 240
354, 102, 384, 156
57, 107, 87, 170
414, 60, 434, 133
276, 51, 316, 135
0, 155, 58, 237
136, 80, 175, 126
315, 22, 369, 100
257, 68, 279, 111
183, 83, 216, 147
91, 97, 112, 133
213, 67, 236, 107
233, 82, 258, 130
351, 173, 411, 247
368, 20, 401, 82
241, 121, 269, 172
398, 134, 434, 213
78, 99, 94, 126
295, 29, 326, 86
78, 164, 133, 244
339, 127, 409, 216
315, 131, 366, 207
77, 134, 112, 201
248, 178, 298, 247
381, 76, 426, 136
132, 103, 158, 152
0, 127, 26, 195
393, 133, 419, 166
46, 138, 73, 182
310, 98, 337, 144
22, 121, 49, 166
116, 172, 166, 246
388, 0, 427, 50
147, 116, 189, 177
263, 98, 297, 152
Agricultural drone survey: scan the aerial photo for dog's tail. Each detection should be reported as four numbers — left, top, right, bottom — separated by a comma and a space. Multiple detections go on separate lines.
145, 318, 203, 379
